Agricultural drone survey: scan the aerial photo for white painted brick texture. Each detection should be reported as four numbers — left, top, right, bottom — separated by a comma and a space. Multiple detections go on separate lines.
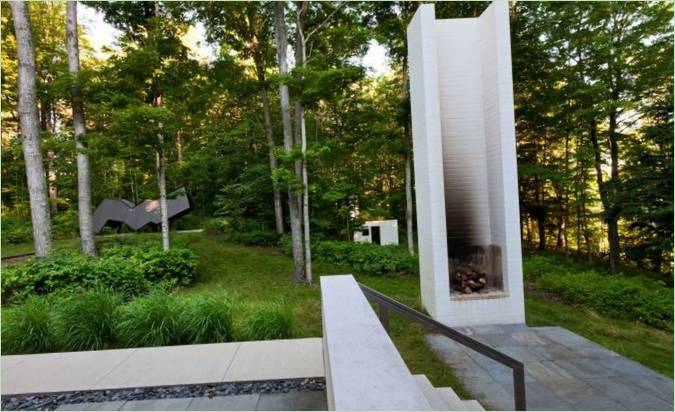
408, 2, 525, 327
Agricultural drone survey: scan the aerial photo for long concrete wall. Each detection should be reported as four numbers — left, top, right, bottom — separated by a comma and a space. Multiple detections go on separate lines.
408, 2, 525, 326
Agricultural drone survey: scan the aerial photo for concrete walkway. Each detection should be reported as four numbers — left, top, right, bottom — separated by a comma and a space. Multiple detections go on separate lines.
427, 325, 674, 411
2, 338, 323, 396
55, 391, 327, 411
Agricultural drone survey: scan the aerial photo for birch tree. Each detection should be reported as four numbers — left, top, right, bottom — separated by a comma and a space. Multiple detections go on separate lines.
65, 0, 96, 255
294, 1, 312, 284
274, 1, 304, 282
10, 1, 52, 258
153, 1, 170, 251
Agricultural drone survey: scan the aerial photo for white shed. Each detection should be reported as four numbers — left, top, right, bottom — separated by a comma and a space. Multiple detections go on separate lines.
353, 220, 399, 246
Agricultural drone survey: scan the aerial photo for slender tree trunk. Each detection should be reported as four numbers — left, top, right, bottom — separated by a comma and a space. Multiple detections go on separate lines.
589, 117, 618, 271
274, 1, 304, 282
47, 149, 57, 213
261, 83, 284, 235
176, 131, 183, 163
153, 2, 169, 250
404, 150, 414, 254
295, 1, 312, 284
607, 109, 621, 271
156, 137, 169, 250
66, 0, 96, 256
399, 58, 415, 255
11, 1, 52, 258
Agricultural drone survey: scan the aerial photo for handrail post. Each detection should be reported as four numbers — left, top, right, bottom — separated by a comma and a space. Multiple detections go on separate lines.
513, 365, 526, 411
378, 303, 390, 332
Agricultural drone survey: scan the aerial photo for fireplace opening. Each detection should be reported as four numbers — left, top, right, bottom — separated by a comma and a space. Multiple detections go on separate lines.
449, 245, 503, 297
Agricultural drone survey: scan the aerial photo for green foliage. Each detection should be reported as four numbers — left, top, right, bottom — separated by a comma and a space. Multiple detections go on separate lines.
524, 253, 673, 330
181, 294, 234, 343
226, 230, 280, 247
1, 215, 33, 245
115, 289, 185, 347
243, 301, 294, 341
140, 248, 198, 286
54, 288, 122, 351
52, 210, 80, 240
289, 238, 417, 276
2, 245, 198, 302
202, 217, 231, 235
1, 297, 57, 354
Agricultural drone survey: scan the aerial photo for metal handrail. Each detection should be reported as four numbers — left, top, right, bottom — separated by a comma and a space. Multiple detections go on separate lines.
358, 283, 527, 411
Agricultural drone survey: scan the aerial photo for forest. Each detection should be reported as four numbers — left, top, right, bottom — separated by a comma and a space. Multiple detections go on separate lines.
2, 1, 673, 279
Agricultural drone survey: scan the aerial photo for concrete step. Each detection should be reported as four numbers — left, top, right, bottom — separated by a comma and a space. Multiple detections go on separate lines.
414, 375, 486, 411
459, 400, 485, 411
435, 387, 466, 410
413, 374, 451, 410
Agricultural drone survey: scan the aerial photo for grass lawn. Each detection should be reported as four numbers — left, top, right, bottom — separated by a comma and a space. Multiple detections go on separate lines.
3, 232, 673, 389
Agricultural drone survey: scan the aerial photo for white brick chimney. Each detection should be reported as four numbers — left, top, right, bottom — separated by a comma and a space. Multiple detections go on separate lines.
407, 2, 525, 326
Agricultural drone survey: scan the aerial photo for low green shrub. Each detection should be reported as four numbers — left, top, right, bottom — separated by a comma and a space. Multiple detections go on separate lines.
1, 297, 57, 354
243, 301, 294, 340
524, 253, 674, 330
54, 288, 123, 351
1, 214, 33, 245
52, 210, 80, 240
115, 289, 185, 347
2, 244, 197, 302
202, 218, 231, 235
291, 239, 417, 276
141, 248, 198, 286
535, 270, 673, 330
181, 294, 235, 343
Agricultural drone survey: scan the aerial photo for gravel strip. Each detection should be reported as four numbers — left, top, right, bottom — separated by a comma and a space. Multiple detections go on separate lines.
1, 378, 325, 411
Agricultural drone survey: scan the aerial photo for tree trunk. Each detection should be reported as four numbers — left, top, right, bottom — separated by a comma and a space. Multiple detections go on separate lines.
404, 149, 414, 255
607, 109, 621, 271
156, 139, 169, 251
260, 82, 284, 235
589, 117, 619, 271
47, 149, 57, 214
11, 1, 52, 258
176, 130, 183, 162
153, 2, 169, 251
66, 0, 96, 256
295, 1, 312, 284
401, 60, 414, 256
274, 1, 304, 282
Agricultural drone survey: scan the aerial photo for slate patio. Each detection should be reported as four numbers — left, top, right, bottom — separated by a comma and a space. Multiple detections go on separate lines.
55, 391, 327, 411
427, 324, 674, 411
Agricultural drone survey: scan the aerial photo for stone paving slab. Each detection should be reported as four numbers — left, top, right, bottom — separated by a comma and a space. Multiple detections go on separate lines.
56, 401, 126, 411
93, 343, 238, 390
54, 391, 327, 411
186, 394, 260, 411
120, 398, 193, 411
2, 349, 135, 394
427, 325, 674, 411
223, 338, 324, 382
2, 338, 324, 396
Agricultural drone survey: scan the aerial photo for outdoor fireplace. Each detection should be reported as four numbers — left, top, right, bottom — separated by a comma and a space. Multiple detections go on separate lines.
407, 2, 525, 326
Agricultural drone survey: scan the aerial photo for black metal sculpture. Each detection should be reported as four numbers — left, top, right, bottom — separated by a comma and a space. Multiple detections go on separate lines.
93, 187, 192, 233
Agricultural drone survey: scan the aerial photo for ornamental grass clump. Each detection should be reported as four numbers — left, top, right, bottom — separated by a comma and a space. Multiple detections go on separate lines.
243, 301, 294, 341
115, 289, 185, 347
1, 297, 57, 354
181, 294, 235, 343
54, 288, 122, 351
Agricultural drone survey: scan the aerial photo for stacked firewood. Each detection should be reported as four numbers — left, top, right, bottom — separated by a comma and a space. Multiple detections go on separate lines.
453, 265, 487, 294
